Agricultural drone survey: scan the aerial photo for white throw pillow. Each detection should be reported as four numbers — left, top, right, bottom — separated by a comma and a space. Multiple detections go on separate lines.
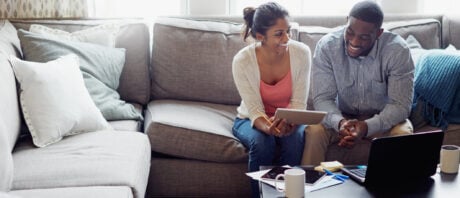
446, 44, 458, 51
9, 54, 111, 147
29, 23, 120, 47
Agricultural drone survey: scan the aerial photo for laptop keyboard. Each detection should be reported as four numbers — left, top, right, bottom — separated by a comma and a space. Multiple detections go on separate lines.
350, 168, 367, 178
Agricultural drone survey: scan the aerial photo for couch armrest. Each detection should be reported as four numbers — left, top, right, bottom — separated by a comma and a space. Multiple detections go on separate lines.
442, 15, 460, 48
0, 119, 14, 191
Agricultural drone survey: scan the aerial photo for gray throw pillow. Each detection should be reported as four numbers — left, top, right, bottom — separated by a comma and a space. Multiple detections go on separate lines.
18, 29, 142, 121
405, 35, 427, 64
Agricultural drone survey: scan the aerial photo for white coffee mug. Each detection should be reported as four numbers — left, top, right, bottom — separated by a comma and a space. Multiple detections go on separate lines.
274, 168, 305, 198
440, 145, 460, 174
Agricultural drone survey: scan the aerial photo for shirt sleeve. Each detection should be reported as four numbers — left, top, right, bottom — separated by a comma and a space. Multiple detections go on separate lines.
312, 39, 344, 132
289, 43, 311, 110
232, 50, 265, 126
365, 46, 414, 136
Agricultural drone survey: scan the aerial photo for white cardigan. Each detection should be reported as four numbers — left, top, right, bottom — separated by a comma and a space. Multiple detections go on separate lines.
232, 40, 312, 126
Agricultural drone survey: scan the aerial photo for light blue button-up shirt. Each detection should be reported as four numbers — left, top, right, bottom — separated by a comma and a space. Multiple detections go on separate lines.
312, 27, 414, 136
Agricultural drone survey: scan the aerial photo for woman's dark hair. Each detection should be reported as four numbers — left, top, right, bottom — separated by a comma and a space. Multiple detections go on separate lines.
242, 2, 289, 42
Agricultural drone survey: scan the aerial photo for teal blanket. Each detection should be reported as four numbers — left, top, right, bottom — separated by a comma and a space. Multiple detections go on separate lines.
413, 50, 460, 129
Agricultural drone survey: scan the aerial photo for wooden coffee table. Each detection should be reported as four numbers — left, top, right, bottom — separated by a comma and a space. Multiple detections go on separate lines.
260, 165, 460, 198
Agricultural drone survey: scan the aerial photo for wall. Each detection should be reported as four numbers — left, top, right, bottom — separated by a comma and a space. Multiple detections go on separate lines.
0, 0, 87, 18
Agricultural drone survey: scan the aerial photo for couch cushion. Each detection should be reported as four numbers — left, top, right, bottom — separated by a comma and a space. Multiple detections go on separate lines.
298, 18, 441, 53
147, 158, 250, 197
10, 19, 151, 105
109, 120, 141, 132
298, 26, 342, 54
151, 17, 246, 105
0, 20, 22, 152
443, 15, 460, 49
12, 130, 150, 198
145, 100, 247, 163
10, 186, 133, 198
383, 19, 441, 49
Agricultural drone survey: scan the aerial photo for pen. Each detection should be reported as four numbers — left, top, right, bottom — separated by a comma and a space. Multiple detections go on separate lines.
323, 168, 349, 181
258, 110, 281, 134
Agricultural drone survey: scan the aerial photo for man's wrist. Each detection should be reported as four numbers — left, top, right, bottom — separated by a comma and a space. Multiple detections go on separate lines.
359, 121, 369, 138
338, 119, 346, 130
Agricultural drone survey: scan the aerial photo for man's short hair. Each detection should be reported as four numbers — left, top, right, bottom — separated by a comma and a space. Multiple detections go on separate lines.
349, 1, 384, 28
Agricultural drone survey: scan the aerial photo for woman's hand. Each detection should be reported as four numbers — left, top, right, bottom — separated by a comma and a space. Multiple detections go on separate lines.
254, 115, 295, 137
270, 117, 296, 137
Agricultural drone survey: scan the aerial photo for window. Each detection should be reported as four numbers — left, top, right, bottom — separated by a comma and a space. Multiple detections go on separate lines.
88, 0, 457, 18
88, 0, 184, 18
229, 0, 363, 15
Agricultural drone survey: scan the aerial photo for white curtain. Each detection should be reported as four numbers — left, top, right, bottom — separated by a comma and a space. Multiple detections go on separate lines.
0, 0, 87, 18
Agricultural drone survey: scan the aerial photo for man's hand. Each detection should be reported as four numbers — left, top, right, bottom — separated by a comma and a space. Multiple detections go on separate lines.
338, 119, 368, 148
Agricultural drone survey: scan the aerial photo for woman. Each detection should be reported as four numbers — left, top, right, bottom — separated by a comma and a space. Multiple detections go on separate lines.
231, 2, 312, 197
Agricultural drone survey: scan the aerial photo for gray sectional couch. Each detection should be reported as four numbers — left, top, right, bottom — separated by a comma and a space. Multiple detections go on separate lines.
1, 19, 151, 198
1, 14, 459, 198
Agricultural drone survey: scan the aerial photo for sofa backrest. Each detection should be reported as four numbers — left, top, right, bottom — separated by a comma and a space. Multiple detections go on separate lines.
150, 17, 247, 105
295, 15, 442, 52
10, 19, 151, 106
0, 20, 22, 152
442, 15, 460, 48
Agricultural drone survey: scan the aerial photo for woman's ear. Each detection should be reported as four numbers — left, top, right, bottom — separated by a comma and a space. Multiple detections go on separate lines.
255, 32, 265, 42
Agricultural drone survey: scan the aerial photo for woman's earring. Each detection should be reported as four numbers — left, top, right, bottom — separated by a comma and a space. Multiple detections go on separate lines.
260, 38, 266, 45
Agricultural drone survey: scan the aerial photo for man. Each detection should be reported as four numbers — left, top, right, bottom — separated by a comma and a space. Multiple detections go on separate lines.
302, 1, 414, 165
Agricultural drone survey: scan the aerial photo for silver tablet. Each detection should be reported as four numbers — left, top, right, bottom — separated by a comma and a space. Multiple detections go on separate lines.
274, 108, 327, 125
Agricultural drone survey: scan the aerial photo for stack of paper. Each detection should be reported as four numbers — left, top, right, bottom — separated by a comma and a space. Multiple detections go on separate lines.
246, 167, 343, 193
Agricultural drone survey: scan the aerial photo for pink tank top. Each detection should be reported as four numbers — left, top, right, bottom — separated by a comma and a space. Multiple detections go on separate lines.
260, 70, 292, 117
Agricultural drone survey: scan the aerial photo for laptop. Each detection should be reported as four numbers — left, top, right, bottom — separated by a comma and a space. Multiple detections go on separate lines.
341, 130, 444, 186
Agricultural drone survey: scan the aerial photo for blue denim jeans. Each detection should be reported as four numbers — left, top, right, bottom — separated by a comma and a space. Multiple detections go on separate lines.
232, 118, 305, 198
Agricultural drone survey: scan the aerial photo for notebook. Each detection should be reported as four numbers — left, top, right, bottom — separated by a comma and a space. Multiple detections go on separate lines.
341, 130, 444, 186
